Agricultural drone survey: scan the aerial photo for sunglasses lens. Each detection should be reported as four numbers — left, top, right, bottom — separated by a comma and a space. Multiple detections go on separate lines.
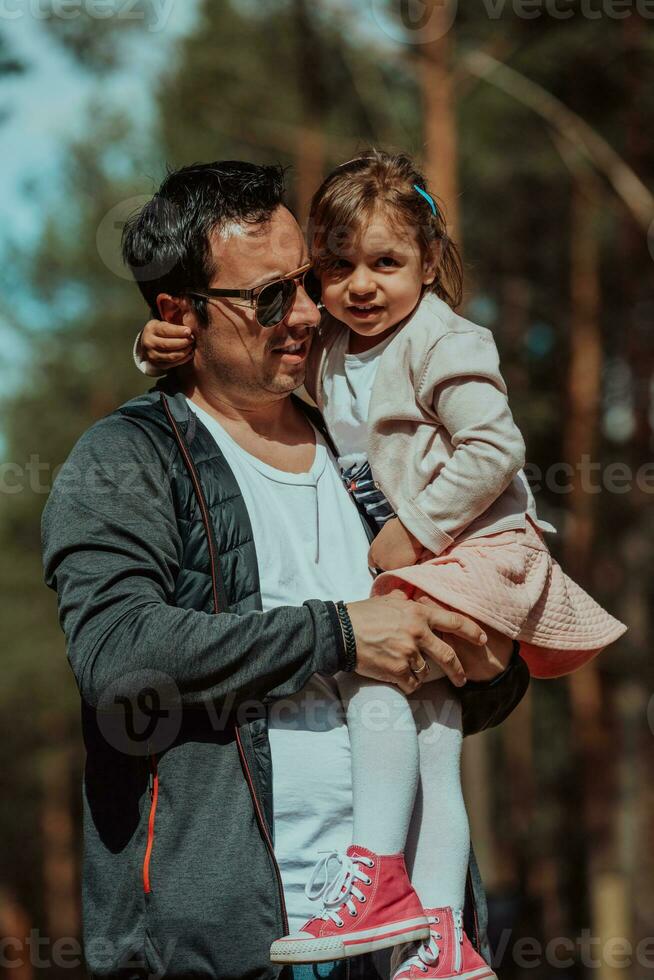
303, 268, 322, 305
256, 280, 294, 327
255, 268, 320, 327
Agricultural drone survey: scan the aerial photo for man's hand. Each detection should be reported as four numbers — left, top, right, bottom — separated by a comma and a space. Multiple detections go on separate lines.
367, 517, 427, 572
344, 592, 487, 694
414, 594, 514, 682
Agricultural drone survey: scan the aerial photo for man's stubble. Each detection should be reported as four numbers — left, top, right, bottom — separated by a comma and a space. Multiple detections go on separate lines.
199, 329, 308, 401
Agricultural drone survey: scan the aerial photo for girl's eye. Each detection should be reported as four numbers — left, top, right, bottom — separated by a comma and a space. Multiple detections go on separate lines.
377, 256, 398, 268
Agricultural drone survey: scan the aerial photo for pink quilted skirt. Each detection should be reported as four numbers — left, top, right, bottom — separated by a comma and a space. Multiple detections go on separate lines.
372, 518, 627, 679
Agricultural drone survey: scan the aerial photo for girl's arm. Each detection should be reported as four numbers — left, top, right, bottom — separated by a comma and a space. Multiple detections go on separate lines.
397, 330, 526, 556
134, 320, 195, 377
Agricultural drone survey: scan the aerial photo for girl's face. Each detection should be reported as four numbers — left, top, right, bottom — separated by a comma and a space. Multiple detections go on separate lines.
318, 208, 436, 344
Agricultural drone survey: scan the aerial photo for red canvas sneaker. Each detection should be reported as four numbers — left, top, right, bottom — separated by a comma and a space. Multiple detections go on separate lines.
391, 907, 497, 979
270, 845, 429, 964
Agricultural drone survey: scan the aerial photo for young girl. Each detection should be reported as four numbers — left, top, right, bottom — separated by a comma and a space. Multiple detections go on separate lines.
134, 151, 626, 979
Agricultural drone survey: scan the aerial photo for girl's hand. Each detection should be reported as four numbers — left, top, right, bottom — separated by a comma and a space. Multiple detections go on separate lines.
138, 319, 195, 370
368, 518, 428, 572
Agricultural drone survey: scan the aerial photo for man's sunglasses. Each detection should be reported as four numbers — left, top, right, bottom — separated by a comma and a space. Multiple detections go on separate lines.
185, 262, 322, 329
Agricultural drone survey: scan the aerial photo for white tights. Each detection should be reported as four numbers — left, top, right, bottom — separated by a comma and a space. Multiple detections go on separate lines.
336, 673, 470, 910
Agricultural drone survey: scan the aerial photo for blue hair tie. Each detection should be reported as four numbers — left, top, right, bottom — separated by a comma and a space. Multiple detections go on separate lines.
413, 184, 438, 216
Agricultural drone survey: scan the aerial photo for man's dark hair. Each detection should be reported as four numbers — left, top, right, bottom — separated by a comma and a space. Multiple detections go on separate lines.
122, 160, 286, 322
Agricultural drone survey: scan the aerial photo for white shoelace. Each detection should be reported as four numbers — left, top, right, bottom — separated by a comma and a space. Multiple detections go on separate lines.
304, 850, 375, 927
398, 909, 464, 974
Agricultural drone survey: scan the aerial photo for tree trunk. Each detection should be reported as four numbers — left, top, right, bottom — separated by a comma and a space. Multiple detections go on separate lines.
565, 176, 628, 978
295, 130, 326, 232
292, 0, 327, 226
0, 891, 33, 980
418, 0, 460, 243
41, 715, 79, 945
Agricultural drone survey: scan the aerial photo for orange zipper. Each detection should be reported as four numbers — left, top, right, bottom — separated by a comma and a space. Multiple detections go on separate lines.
142, 753, 159, 894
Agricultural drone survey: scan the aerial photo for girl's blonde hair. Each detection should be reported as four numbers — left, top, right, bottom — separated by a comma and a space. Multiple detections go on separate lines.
308, 149, 463, 309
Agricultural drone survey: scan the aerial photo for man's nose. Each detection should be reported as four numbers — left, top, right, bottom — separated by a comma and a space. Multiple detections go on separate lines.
286, 282, 321, 329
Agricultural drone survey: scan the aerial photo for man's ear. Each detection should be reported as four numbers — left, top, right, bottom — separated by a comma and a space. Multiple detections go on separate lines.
156, 293, 194, 326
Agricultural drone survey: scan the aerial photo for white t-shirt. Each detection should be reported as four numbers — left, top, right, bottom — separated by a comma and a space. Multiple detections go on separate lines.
187, 400, 374, 929
321, 327, 400, 471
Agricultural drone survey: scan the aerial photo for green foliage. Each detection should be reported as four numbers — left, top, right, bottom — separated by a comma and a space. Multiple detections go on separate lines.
38, 0, 165, 72
154, 0, 422, 178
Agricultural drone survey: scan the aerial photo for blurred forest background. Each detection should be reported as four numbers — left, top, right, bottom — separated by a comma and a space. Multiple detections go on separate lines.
0, 1, 652, 977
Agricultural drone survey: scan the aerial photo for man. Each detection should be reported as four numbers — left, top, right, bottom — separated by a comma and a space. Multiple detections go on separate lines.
42, 161, 528, 980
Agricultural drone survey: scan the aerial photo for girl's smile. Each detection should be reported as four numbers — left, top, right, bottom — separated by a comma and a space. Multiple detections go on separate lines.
348, 303, 385, 319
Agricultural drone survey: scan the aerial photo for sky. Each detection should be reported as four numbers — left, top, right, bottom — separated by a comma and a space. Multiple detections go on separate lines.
0, 2, 200, 243
0, 0, 200, 398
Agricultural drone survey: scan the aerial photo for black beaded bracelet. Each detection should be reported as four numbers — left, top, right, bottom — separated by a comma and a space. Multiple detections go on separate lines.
335, 600, 357, 672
